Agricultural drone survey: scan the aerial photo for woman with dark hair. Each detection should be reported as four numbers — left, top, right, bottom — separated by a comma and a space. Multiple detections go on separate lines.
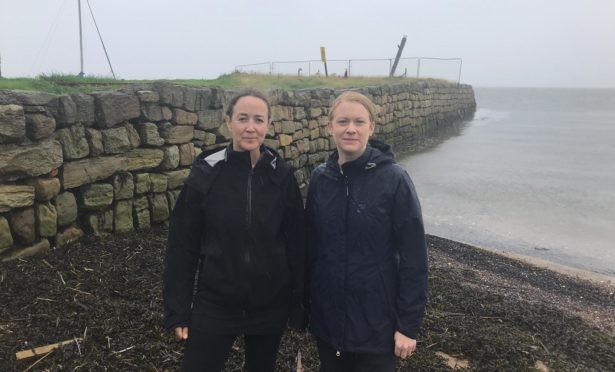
163, 89, 307, 372
307, 91, 428, 372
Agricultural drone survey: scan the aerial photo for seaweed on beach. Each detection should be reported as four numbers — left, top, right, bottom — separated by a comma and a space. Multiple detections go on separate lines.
1, 229, 613, 371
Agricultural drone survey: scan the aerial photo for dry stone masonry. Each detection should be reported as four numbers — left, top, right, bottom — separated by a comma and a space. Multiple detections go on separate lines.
0, 82, 475, 260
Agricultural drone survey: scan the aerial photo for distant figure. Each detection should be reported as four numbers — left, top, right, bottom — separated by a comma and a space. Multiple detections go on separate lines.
344, 69, 348, 78
307, 91, 428, 371
164, 89, 307, 372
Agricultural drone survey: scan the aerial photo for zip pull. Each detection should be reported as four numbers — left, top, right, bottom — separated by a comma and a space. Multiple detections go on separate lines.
336, 350, 341, 357
344, 177, 349, 196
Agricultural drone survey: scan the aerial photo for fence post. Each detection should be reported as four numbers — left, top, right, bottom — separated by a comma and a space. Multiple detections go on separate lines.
348, 60, 351, 77
416, 58, 421, 79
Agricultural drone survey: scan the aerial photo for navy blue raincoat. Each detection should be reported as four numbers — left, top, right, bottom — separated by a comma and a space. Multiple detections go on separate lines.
307, 140, 428, 354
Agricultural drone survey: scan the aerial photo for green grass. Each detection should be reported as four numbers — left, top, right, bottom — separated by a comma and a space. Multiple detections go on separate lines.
0, 72, 452, 94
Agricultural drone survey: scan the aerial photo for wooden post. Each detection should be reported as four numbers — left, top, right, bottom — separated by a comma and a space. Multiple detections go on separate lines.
320, 47, 328, 78
389, 35, 407, 77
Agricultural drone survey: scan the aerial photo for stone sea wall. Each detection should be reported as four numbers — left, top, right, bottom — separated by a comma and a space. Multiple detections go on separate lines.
0, 82, 475, 260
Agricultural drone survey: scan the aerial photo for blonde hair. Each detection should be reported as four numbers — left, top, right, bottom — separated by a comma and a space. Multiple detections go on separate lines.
328, 91, 376, 123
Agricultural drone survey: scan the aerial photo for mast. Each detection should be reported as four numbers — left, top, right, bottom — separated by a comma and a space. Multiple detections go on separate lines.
78, 0, 84, 76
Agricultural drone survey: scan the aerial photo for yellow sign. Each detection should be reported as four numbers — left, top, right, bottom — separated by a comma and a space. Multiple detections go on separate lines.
320, 47, 326, 62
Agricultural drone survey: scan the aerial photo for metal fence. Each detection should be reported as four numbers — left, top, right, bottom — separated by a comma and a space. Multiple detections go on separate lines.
235, 57, 463, 84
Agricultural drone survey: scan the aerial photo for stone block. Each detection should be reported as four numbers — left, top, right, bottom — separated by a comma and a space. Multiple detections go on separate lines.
161, 106, 173, 120
70, 93, 96, 125
112, 172, 134, 200
114, 200, 133, 233
35, 201, 57, 237
173, 109, 198, 126
124, 123, 141, 148
136, 122, 165, 146
0, 90, 58, 106
281, 121, 296, 134
124, 148, 164, 171
159, 122, 194, 144
149, 193, 170, 223
309, 107, 322, 119
294, 107, 307, 120
102, 126, 132, 154
56, 95, 77, 126
92, 91, 140, 128
279, 134, 293, 146
166, 189, 181, 212
79, 183, 114, 210
163, 169, 190, 190
25, 113, 56, 140
0, 216, 14, 251
9, 207, 35, 245
54, 191, 78, 227
24, 177, 61, 201
0, 185, 35, 212
217, 122, 232, 140
141, 103, 165, 122
56, 123, 89, 160
159, 146, 180, 170
85, 128, 104, 157
196, 109, 224, 130
0, 104, 26, 144
271, 106, 291, 121
62, 156, 126, 189
150, 173, 168, 193
264, 139, 280, 149
133, 196, 151, 229
137, 90, 160, 103
83, 209, 114, 235
55, 227, 84, 248
1, 239, 50, 262
179, 143, 195, 166
134, 173, 151, 194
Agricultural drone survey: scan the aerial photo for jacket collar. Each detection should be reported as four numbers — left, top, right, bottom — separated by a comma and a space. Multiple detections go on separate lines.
325, 139, 395, 177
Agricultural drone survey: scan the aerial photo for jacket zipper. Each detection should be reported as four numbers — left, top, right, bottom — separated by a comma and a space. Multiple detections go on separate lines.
340, 168, 350, 354
243, 168, 254, 266
246, 168, 254, 227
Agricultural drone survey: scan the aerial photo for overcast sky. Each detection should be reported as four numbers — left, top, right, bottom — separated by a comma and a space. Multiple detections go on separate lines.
1, 0, 614, 88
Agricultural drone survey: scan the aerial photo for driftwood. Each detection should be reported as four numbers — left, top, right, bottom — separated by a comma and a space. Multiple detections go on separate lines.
16, 338, 82, 360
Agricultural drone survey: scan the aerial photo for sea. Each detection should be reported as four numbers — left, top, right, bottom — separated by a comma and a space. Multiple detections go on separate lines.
398, 87, 615, 277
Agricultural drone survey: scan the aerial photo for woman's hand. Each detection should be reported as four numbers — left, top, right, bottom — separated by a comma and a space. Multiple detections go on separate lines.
174, 327, 189, 340
394, 331, 416, 359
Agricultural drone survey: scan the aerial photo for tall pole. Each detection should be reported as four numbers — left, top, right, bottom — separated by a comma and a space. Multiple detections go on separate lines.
78, 0, 84, 77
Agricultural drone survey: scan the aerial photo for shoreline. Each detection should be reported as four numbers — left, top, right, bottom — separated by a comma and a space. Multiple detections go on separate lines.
435, 235, 615, 287
1, 228, 614, 370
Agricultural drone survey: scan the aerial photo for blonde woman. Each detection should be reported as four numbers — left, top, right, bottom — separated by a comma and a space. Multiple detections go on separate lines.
307, 91, 428, 371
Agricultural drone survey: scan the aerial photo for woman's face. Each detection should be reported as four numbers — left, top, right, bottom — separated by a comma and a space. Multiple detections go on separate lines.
327, 100, 375, 162
226, 96, 270, 153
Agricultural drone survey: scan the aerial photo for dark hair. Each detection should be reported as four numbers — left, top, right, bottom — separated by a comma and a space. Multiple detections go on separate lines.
225, 89, 271, 121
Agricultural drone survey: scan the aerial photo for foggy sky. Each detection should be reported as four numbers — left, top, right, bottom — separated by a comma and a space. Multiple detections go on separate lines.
1, 0, 614, 88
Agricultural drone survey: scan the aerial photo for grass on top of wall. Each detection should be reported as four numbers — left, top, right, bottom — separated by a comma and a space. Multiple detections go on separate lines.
0, 72, 452, 94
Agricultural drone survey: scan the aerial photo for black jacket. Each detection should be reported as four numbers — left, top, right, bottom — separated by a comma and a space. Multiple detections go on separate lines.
307, 140, 428, 354
163, 145, 306, 334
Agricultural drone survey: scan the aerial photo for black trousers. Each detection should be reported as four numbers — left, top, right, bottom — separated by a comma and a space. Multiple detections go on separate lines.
316, 338, 398, 372
181, 328, 283, 372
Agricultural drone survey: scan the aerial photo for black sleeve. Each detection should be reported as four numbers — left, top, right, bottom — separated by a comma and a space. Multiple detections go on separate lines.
392, 169, 428, 339
283, 171, 308, 330
163, 185, 204, 331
